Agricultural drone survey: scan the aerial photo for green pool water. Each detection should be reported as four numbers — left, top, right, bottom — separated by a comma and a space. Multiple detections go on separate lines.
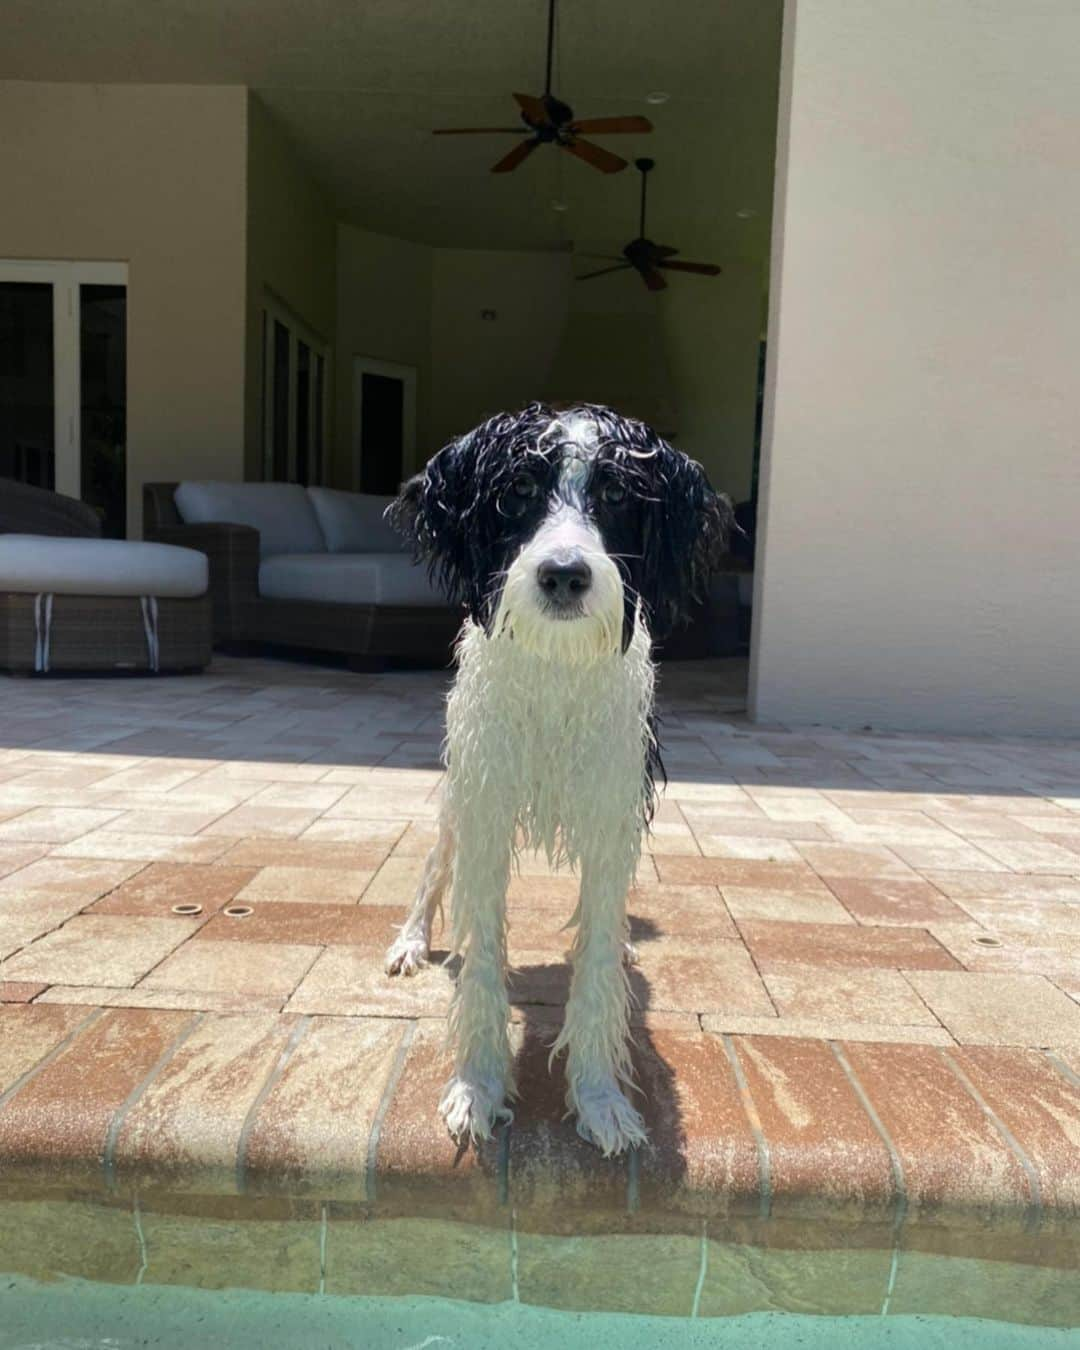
2, 1278, 1078, 1350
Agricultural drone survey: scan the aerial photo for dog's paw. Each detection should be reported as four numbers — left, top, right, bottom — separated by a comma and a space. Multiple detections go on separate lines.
572, 1078, 648, 1157
439, 1073, 512, 1144
385, 932, 429, 977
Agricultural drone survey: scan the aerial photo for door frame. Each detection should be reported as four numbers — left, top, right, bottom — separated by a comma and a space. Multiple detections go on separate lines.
351, 356, 417, 492
261, 294, 329, 484
0, 259, 127, 501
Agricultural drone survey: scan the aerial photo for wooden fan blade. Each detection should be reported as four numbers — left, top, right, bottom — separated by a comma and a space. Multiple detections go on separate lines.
491, 139, 539, 173
433, 127, 530, 135
569, 115, 653, 134
658, 260, 722, 276
562, 138, 628, 174
576, 264, 633, 281
641, 267, 667, 291
513, 92, 550, 126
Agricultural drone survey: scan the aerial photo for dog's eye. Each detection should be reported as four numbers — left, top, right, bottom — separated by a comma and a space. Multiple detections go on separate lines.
601, 479, 628, 506
500, 472, 542, 519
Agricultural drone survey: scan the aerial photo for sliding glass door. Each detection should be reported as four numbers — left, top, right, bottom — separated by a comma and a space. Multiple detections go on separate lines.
261, 299, 327, 487
0, 260, 128, 536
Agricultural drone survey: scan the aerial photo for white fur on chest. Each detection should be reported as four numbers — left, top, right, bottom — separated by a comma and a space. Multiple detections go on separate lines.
444, 619, 655, 866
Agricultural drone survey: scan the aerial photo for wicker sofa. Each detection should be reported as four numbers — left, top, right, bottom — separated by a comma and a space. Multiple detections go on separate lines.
0, 479, 212, 675
143, 481, 463, 667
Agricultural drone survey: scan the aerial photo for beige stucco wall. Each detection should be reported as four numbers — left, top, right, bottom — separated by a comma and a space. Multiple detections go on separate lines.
245, 95, 337, 482
429, 248, 571, 454
751, 0, 1080, 735
335, 224, 433, 485
0, 81, 248, 536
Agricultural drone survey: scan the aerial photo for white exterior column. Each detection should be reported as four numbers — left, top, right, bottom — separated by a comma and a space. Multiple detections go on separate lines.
751, 0, 1080, 735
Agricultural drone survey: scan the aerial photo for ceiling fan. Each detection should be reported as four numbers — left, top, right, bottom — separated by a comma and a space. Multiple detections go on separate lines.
432, 0, 652, 174
577, 158, 723, 291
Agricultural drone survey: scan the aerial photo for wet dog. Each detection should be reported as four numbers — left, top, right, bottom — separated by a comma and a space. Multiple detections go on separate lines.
385, 402, 733, 1154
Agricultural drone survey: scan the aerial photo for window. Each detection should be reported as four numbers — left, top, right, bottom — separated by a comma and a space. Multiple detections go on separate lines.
261, 298, 328, 485
1, 259, 127, 536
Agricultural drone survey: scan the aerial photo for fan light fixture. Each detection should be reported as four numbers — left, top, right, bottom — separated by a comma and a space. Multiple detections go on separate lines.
431, 0, 653, 174
576, 159, 723, 292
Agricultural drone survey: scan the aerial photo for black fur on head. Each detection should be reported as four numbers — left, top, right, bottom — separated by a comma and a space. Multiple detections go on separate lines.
389, 401, 735, 647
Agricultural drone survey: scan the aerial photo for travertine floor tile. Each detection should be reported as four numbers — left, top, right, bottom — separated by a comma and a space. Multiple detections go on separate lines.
112, 1011, 297, 1193
52, 831, 233, 863
0, 806, 121, 843
139, 939, 320, 997
286, 945, 453, 1017
905, 971, 1080, 1047
98, 809, 227, 836
237, 865, 376, 904
763, 966, 941, 1025
634, 941, 774, 1016
721, 885, 854, 925
4, 652, 1080, 1233
201, 805, 322, 838
90, 863, 257, 916
823, 877, 969, 927
740, 920, 959, 972
0, 914, 193, 986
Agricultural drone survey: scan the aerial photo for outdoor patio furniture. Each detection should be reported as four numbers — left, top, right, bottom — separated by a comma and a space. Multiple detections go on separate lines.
143, 480, 463, 667
0, 479, 212, 675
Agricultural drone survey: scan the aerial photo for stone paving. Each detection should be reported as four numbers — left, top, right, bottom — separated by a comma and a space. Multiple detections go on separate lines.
1, 653, 1079, 1287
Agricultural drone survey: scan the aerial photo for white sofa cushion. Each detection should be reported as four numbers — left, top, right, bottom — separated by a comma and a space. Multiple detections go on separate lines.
174, 482, 326, 558
0, 535, 208, 598
258, 552, 446, 607
306, 487, 409, 554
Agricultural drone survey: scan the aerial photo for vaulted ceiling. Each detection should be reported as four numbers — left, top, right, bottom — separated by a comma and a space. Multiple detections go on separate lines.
2, 0, 783, 258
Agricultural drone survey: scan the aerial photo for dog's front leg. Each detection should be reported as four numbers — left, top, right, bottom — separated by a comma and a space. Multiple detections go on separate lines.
438, 801, 516, 1144
553, 845, 647, 1156
385, 808, 455, 976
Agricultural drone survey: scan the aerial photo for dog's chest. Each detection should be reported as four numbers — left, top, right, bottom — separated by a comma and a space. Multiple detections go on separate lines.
447, 625, 652, 801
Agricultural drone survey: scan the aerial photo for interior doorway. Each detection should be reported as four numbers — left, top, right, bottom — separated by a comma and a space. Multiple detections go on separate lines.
352, 357, 417, 494
0, 259, 128, 537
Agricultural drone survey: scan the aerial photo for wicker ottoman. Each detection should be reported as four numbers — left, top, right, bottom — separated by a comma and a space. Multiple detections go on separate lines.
0, 535, 212, 675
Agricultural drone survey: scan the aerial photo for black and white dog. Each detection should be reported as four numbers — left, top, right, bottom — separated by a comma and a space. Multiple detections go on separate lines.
385, 402, 733, 1155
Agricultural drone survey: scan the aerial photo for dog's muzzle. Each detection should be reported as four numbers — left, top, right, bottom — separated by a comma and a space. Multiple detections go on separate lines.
537, 552, 592, 612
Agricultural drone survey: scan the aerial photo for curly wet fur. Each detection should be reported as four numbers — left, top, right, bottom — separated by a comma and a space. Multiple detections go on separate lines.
385, 403, 732, 1155
438, 621, 654, 1151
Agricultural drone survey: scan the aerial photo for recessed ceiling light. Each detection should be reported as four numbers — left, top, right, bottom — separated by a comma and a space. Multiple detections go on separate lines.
551, 199, 569, 212
735, 207, 758, 219
645, 91, 670, 105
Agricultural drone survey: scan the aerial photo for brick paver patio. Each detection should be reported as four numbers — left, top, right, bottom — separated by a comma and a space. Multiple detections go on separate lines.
1, 654, 1079, 1308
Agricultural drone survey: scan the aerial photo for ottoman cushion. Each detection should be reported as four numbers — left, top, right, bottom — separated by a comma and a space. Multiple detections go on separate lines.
0, 535, 208, 598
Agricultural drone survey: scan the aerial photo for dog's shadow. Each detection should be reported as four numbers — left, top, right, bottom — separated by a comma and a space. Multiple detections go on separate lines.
430, 913, 687, 1188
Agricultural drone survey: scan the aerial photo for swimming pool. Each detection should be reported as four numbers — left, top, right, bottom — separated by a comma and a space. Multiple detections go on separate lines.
2, 1275, 1079, 1350
2, 1189, 1077, 1346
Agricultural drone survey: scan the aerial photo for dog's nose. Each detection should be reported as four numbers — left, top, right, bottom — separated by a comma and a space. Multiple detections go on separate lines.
537, 555, 592, 601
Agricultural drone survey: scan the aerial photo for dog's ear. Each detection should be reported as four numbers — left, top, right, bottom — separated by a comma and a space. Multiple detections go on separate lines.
387, 440, 471, 607
388, 404, 559, 628
387, 471, 425, 544
387, 426, 500, 624
636, 450, 736, 640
